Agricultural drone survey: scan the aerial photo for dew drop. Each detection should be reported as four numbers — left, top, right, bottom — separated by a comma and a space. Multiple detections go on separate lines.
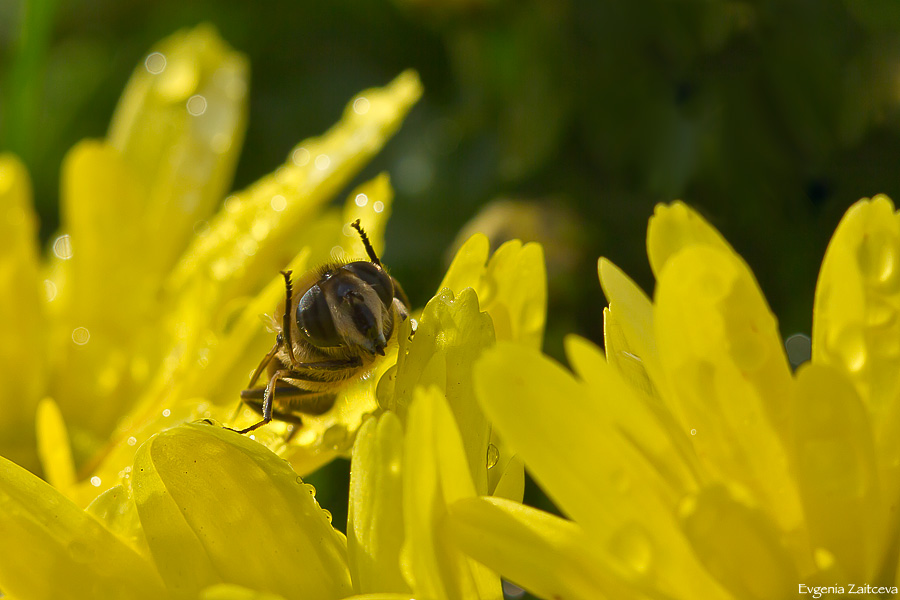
373, 200, 384, 213
68, 540, 97, 564
303, 483, 317, 497
186, 94, 207, 116
53, 234, 73, 259
90, 476, 101, 487
353, 96, 370, 114
295, 475, 304, 484
72, 327, 90, 345
271, 194, 287, 212
44, 279, 57, 302
292, 147, 310, 166
144, 52, 166, 74
127, 437, 137, 447
608, 523, 654, 574
486, 444, 500, 469
322, 509, 333, 523
314, 154, 331, 170
355, 193, 368, 207
785, 333, 811, 368
690, 428, 697, 436
162, 408, 171, 418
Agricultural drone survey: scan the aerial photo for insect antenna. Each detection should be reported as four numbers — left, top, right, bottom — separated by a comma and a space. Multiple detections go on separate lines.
280, 270, 298, 365
351, 219, 382, 267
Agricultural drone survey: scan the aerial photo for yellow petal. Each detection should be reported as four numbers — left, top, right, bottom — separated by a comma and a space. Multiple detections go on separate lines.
0, 153, 44, 470
812, 197, 900, 436
202, 584, 287, 600
564, 334, 699, 496
402, 387, 501, 600
387, 288, 495, 494
53, 140, 149, 456
645, 201, 734, 278
108, 24, 249, 281
792, 363, 881, 581
448, 496, 642, 600
679, 484, 799, 600
35, 397, 76, 493
167, 70, 422, 300
598, 258, 665, 398
132, 423, 351, 600
0, 453, 165, 600
348, 413, 410, 594
438, 236, 546, 347
474, 342, 729, 599
654, 245, 801, 533
490, 453, 525, 502
85, 483, 149, 558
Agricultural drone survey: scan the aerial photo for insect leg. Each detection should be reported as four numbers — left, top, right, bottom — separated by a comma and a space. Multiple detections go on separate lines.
279, 271, 298, 365
235, 368, 293, 434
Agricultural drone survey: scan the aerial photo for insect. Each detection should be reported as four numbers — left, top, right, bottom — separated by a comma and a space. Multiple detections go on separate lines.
234, 219, 409, 436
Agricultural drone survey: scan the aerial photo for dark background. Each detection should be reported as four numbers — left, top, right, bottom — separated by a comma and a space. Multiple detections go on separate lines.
4, 0, 900, 593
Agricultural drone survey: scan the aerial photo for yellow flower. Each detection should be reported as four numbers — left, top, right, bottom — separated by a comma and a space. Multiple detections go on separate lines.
0, 25, 551, 600
459, 198, 900, 599
0, 24, 421, 506
0, 222, 545, 600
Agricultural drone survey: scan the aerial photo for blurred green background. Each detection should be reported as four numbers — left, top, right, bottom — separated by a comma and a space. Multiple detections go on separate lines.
4, 0, 900, 586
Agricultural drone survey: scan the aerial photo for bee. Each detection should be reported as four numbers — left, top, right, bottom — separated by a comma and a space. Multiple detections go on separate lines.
234, 220, 409, 436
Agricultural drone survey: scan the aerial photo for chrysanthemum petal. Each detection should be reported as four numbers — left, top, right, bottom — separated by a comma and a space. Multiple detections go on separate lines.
0, 454, 165, 600
85, 483, 149, 557
474, 342, 730, 599
447, 496, 642, 600
598, 258, 665, 397
645, 201, 734, 278
348, 413, 410, 594
387, 288, 495, 493
108, 24, 248, 282
53, 140, 150, 454
167, 70, 422, 300
132, 423, 351, 600
564, 335, 698, 496
654, 245, 801, 532
402, 387, 501, 600
679, 484, 799, 599
35, 397, 76, 493
202, 584, 287, 600
438, 236, 546, 347
0, 153, 45, 470
490, 454, 525, 502
812, 197, 900, 429
792, 363, 881, 581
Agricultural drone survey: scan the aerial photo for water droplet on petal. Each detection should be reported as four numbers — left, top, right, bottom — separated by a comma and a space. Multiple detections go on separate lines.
144, 52, 166, 74
292, 147, 310, 166
90, 476, 101, 487
608, 523, 654, 574
373, 201, 384, 213
53, 234, 73, 259
486, 444, 500, 469
355, 193, 368, 207
322, 509, 333, 523
72, 327, 90, 345
353, 96, 370, 114
186, 94, 207, 116
162, 409, 171, 418
314, 154, 331, 170
44, 279, 57, 302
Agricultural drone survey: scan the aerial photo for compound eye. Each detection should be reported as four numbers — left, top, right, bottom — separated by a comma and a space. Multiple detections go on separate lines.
343, 261, 393, 307
296, 285, 342, 347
